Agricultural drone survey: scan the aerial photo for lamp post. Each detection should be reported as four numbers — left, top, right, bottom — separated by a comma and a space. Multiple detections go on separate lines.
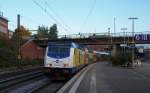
128, 17, 138, 66
17, 14, 21, 68
108, 28, 112, 44
121, 28, 127, 53
114, 17, 116, 36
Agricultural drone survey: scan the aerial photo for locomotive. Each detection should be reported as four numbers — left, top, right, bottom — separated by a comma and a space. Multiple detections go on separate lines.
44, 42, 96, 79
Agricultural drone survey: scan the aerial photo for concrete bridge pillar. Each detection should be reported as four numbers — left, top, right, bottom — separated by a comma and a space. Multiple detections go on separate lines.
111, 44, 120, 57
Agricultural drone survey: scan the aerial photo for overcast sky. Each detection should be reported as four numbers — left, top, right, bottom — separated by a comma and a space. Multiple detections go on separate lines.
0, 0, 150, 35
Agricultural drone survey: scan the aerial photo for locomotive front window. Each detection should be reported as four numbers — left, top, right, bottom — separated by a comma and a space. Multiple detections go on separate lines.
48, 46, 70, 53
47, 45, 70, 58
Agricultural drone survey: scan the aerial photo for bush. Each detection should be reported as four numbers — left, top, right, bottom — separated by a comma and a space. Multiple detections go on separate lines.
99, 55, 111, 61
111, 53, 132, 66
0, 35, 43, 68
0, 47, 17, 67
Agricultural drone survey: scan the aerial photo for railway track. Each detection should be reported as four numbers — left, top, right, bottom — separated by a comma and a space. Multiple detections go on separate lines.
0, 71, 43, 90
0, 67, 43, 79
0, 67, 48, 93
33, 81, 66, 93
0, 67, 67, 93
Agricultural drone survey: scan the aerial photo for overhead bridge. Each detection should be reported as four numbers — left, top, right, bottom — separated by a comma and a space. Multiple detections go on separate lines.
33, 31, 150, 46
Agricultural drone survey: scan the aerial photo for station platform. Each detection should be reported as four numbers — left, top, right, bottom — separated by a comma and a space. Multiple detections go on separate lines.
67, 62, 150, 93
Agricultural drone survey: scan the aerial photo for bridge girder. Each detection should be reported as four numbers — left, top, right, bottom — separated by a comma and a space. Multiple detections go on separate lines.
33, 36, 149, 47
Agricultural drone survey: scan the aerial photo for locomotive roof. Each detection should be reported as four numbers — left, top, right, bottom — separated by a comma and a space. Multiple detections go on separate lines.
48, 42, 82, 48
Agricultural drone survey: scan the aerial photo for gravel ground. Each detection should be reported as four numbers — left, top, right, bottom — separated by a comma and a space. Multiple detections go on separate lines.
35, 81, 65, 93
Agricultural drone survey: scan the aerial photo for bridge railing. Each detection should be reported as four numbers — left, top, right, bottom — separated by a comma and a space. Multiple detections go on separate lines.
58, 31, 150, 39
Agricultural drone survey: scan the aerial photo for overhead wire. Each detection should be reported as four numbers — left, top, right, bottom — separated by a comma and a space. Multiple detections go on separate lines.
32, 0, 69, 33
79, 0, 96, 33
44, 0, 72, 31
20, 15, 43, 26
9, 16, 40, 35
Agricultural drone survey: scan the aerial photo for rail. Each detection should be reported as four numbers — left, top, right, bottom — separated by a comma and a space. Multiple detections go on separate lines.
0, 67, 44, 91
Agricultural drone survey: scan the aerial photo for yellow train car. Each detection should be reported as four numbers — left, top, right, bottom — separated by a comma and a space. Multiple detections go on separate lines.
93, 51, 97, 63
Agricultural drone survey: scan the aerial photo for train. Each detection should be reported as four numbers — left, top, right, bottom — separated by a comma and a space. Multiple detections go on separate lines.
44, 42, 97, 80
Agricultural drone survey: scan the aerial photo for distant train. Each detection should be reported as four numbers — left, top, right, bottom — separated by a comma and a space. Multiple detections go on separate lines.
44, 42, 96, 80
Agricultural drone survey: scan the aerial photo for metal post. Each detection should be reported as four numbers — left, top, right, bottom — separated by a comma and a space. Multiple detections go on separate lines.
17, 14, 21, 67
121, 28, 127, 53
108, 28, 112, 44
114, 18, 116, 36
108, 28, 113, 52
132, 20, 134, 66
124, 30, 125, 53
128, 17, 138, 66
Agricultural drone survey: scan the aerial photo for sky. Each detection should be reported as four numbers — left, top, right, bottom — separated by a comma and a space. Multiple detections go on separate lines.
0, 0, 150, 35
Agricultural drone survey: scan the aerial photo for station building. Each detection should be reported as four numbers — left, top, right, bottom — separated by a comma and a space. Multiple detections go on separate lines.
0, 13, 9, 38
21, 40, 45, 60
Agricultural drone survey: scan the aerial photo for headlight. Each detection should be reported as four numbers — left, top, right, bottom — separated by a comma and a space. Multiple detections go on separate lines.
63, 64, 69, 67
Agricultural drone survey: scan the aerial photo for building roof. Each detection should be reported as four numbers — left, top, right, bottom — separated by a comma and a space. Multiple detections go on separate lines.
0, 16, 8, 22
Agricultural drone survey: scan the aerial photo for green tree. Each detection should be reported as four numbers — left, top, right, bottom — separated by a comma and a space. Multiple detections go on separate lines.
48, 24, 58, 39
0, 37, 16, 67
37, 26, 49, 39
